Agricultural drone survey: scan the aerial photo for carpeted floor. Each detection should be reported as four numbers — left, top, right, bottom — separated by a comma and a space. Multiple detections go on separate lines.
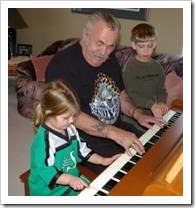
8, 77, 34, 196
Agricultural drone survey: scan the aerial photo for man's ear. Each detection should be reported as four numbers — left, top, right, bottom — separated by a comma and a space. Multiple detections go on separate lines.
81, 28, 89, 45
82, 28, 87, 38
131, 41, 136, 50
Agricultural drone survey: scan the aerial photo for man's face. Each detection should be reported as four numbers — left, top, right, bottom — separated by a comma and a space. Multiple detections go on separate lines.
82, 21, 118, 67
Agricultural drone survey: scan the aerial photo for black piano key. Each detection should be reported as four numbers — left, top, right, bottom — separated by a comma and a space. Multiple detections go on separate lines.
154, 133, 161, 139
121, 161, 134, 172
160, 126, 169, 132
166, 125, 171, 130
171, 115, 179, 121
176, 112, 181, 117
148, 139, 155, 145
169, 116, 178, 123
135, 153, 142, 158
150, 135, 160, 143
113, 171, 126, 180
130, 155, 141, 163
95, 190, 107, 196
144, 142, 153, 151
155, 131, 163, 138
163, 125, 169, 129
102, 179, 118, 192
169, 120, 174, 124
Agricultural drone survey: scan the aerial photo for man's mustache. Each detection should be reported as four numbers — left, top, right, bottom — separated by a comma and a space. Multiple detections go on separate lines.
90, 51, 109, 60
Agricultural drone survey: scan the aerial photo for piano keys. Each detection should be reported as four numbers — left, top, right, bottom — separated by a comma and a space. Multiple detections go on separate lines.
79, 109, 183, 196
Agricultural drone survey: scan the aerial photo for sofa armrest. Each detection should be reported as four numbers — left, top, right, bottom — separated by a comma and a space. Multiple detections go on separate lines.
14, 38, 80, 119
15, 76, 45, 119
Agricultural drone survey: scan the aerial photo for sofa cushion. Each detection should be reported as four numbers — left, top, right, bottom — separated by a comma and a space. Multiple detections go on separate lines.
31, 55, 54, 82
165, 71, 183, 106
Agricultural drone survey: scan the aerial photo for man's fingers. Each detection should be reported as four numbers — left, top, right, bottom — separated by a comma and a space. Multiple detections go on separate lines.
126, 142, 145, 156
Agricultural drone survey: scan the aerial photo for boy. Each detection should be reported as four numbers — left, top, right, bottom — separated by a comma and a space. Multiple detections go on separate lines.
122, 23, 168, 133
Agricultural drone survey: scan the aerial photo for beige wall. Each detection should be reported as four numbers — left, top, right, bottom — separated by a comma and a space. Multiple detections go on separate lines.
17, 8, 183, 56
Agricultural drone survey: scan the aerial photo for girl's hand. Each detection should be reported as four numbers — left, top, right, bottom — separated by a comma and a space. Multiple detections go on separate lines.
57, 174, 88, 190
101, 153, 122, 166
68, 175, 88, 190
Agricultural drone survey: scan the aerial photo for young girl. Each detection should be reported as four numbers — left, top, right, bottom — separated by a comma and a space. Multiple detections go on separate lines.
28, 80, 120, 196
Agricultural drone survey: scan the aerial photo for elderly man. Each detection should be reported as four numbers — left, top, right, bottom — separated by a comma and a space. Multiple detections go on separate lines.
46, 11, 165, 174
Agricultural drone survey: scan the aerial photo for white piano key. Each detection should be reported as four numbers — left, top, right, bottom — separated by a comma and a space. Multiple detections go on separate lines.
78, 186, 99, 196
84, 154, 131, 192
138, 110, 176, 145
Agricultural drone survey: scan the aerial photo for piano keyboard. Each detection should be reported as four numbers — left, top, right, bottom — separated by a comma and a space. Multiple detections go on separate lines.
78, 110, 182, 196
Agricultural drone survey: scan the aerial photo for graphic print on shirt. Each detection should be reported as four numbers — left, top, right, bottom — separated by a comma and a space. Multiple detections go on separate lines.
46, 132, 77, 172
61, 151, 77, 172
89, 73, 120, 124
135, 73, 159, 82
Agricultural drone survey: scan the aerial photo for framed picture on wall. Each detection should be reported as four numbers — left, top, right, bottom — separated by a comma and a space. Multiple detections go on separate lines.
72, 8, 148, 21
17, 44, 32, 56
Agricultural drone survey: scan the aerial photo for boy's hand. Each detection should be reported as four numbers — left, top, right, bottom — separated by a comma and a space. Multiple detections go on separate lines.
151, 103, 169, 118
135, 111, 166, 129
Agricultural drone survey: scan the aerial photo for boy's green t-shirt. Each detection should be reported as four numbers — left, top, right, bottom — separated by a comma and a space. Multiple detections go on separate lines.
123, 58, 167, 113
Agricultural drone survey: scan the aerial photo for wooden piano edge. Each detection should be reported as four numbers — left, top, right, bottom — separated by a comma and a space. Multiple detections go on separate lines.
171, 99, 183, 110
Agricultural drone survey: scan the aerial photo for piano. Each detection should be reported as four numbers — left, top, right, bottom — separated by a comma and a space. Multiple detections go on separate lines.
79, 109, 183, 196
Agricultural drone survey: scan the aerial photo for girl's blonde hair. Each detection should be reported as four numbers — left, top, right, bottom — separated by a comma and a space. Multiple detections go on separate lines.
33, 80, 80, 132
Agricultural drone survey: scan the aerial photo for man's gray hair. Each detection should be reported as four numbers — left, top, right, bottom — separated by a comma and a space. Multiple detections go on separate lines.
84, 11, 121, 43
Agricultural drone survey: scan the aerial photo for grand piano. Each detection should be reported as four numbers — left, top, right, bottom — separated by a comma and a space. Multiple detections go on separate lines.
79, 107, 183, 196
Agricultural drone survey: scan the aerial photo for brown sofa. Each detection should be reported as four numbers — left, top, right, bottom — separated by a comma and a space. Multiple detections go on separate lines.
15, 39, 183, 119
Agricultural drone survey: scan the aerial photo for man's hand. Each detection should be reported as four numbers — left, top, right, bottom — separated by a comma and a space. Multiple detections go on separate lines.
134, 110, 167, 129
107, 126, 145, 156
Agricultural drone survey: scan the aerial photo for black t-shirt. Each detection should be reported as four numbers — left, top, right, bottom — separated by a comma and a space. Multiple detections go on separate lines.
46, 42, 124, 125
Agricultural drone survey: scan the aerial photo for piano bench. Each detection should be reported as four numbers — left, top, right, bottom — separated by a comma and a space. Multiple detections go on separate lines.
19, 164, 97, 196
19, 170, 30, 196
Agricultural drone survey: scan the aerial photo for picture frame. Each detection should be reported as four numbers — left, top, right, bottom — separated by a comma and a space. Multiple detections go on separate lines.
72, 8, 148, 21
17, 44, 32, 56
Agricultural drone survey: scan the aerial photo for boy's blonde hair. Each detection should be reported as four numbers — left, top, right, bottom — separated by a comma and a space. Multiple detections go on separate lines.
131, 23, 157, 43
33, 80, 80, 132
